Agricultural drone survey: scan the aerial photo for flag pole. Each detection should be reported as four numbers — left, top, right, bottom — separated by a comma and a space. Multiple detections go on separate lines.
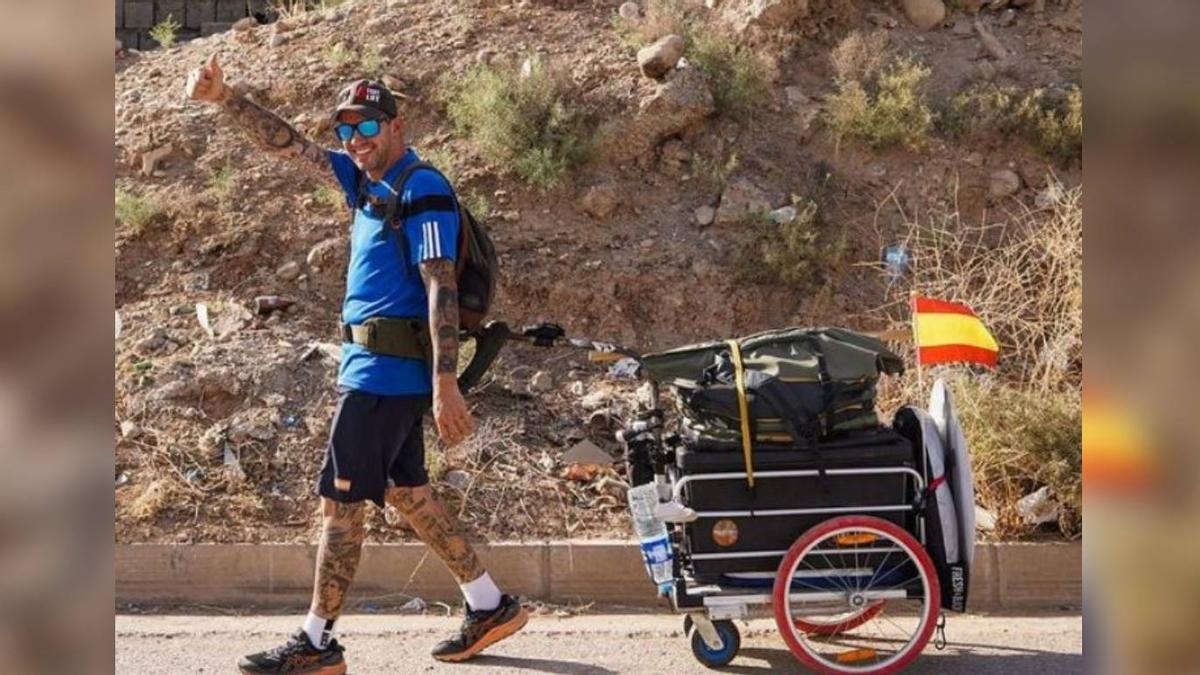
911, 291, 924, 395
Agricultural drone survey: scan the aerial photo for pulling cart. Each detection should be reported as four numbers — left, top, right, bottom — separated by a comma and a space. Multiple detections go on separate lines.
465, 323, 975, 673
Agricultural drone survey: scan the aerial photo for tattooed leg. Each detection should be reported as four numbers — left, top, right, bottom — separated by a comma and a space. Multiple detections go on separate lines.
309, 498, 367, 620
385, 485, 484, 584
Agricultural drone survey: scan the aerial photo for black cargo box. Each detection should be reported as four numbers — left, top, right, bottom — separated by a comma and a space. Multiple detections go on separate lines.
674, 429, 918, 578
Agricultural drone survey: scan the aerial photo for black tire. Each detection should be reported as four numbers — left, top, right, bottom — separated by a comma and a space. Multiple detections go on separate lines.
689, 619, 741, 668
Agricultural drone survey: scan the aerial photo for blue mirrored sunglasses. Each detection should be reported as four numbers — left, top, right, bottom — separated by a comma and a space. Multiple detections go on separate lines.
334, 118, 382, 142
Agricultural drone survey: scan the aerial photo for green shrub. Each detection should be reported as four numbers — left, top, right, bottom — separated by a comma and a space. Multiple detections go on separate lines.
736, 198, 845, 289
207, 163, 236, 205
827, 57, 933, 148
444, 60, 589, 189
313, 184, 342, 211
689, 29, 770, 121
612, 0, 691, 50
462, 192, 491, 220
938, 84, 1083, 164
115, 189, 162, 236
149, 14, 180, 49
693, 150, 739, 193
421, 146, 461, 184
326, 42, 355, 69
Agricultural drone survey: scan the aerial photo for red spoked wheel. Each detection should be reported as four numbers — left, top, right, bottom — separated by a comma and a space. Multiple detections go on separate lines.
793, 600, 886, 636
773, 516, 940, 674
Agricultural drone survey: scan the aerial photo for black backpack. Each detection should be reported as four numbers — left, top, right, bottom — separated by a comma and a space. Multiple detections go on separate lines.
355, 160, 499, 331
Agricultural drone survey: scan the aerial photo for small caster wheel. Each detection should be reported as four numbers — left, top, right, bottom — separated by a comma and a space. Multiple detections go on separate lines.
689, 619, 740, 668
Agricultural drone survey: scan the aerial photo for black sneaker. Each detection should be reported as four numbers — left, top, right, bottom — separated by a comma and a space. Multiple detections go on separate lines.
237, 630, 347, 675
431, 594, 529, 662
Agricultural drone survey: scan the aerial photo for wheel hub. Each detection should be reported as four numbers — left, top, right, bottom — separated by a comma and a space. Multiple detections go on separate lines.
849, 593, 868, 609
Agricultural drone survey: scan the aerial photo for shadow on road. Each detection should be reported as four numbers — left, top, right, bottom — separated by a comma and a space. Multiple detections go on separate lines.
449, 654, 620, 675
706, 646, 1083, 674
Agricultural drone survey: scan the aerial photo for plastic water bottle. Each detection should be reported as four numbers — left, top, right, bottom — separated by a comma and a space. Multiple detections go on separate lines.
628, 482, 674, 595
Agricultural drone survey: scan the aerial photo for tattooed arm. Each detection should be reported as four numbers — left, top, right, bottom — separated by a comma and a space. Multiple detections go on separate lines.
419, 258, 475, 447
185, 54, 331, 180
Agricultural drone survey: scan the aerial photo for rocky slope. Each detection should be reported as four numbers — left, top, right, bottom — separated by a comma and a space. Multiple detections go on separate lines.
114, 0, 1083, 543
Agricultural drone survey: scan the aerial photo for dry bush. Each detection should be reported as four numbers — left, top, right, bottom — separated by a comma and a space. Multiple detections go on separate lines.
827, 57, 933, 149
940, 84, 1083, 164
689, 28, 771, 121
896, 180, 1082, 390
875, 181, 1083, 537
612, 0, 692, 49
444, 59, 590, 189
123, 478, 180, 522
831, 29, 890, 83
115, 188, 162, 237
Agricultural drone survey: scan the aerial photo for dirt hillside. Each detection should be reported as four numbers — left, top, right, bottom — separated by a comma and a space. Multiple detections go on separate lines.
114, 0, 1083, 544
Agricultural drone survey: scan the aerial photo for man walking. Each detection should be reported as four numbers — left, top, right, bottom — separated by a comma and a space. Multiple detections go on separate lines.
185, 55, 527, 674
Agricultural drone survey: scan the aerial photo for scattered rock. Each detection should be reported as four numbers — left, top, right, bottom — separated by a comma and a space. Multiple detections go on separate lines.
658, 139, 690, 176
580, 389, 610, 410
769, 205, 797, 224
974, 19, 1010, 60
694, 205, 716, 227
783, 85, 809, 108
975, 504, 997, 531
637, 34, 684, 80
568, 381, 586, 396
276, 260, 302, 281
269, 32, 287, 48
529, 371, 554, 392
715, 177, 770, 225
306, 237, 346, 273
232, 17, 258, 32
722, 0, 809, 32
601, 66, 714, 164
866, 11, 898, 28
562, 439, 612, 465
989, 168, 1022, 198
618, 1, 640, 19
213, 303, 254, 339
120, 420, 142, 439
580, 182, 619, 219
140, 144, 173, 177
227, 408, 277, 443
998, 8, 1017, 26
443, 470, 471, 490
135, 329, 167, 356
902, 0, 945, 29
475, 48, 496, 65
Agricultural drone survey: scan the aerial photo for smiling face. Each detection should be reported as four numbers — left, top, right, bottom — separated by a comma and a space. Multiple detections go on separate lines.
336, 110, 406, 178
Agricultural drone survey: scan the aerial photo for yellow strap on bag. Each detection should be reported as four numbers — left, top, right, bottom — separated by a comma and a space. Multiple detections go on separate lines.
725, 339, 755, 488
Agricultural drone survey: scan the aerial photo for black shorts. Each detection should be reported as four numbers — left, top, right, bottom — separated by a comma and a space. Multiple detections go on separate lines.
316, 388, 432, 507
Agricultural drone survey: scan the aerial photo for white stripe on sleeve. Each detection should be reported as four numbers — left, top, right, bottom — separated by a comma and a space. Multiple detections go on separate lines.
432, 221, 442, 258
422, 222, 431, 260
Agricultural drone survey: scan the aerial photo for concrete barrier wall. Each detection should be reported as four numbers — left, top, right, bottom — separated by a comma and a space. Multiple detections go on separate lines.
117, 540, 1081, 612
117, 0, 267, 50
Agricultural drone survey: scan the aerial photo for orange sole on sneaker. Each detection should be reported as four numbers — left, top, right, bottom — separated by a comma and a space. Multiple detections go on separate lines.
432, 608, 530, 663
238, 665, 346, 675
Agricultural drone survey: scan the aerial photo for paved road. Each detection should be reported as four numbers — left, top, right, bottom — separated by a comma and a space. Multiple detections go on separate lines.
116, 612, 1082, 674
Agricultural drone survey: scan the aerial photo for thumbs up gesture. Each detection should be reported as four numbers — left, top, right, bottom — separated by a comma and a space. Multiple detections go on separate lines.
185, 54, 228, 103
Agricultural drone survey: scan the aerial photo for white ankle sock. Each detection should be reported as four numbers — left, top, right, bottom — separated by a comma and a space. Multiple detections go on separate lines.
459, 572, 502, 612
303, 611, 335, 650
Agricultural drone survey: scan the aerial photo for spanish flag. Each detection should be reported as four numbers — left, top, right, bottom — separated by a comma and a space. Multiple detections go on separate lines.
912, 296, 999, 367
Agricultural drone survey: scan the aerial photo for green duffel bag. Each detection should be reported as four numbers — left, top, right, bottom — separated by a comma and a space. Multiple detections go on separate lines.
641, 327, 904, 446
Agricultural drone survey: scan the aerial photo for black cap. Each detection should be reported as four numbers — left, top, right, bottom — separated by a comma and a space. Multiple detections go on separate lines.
332, 79, 398, 121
